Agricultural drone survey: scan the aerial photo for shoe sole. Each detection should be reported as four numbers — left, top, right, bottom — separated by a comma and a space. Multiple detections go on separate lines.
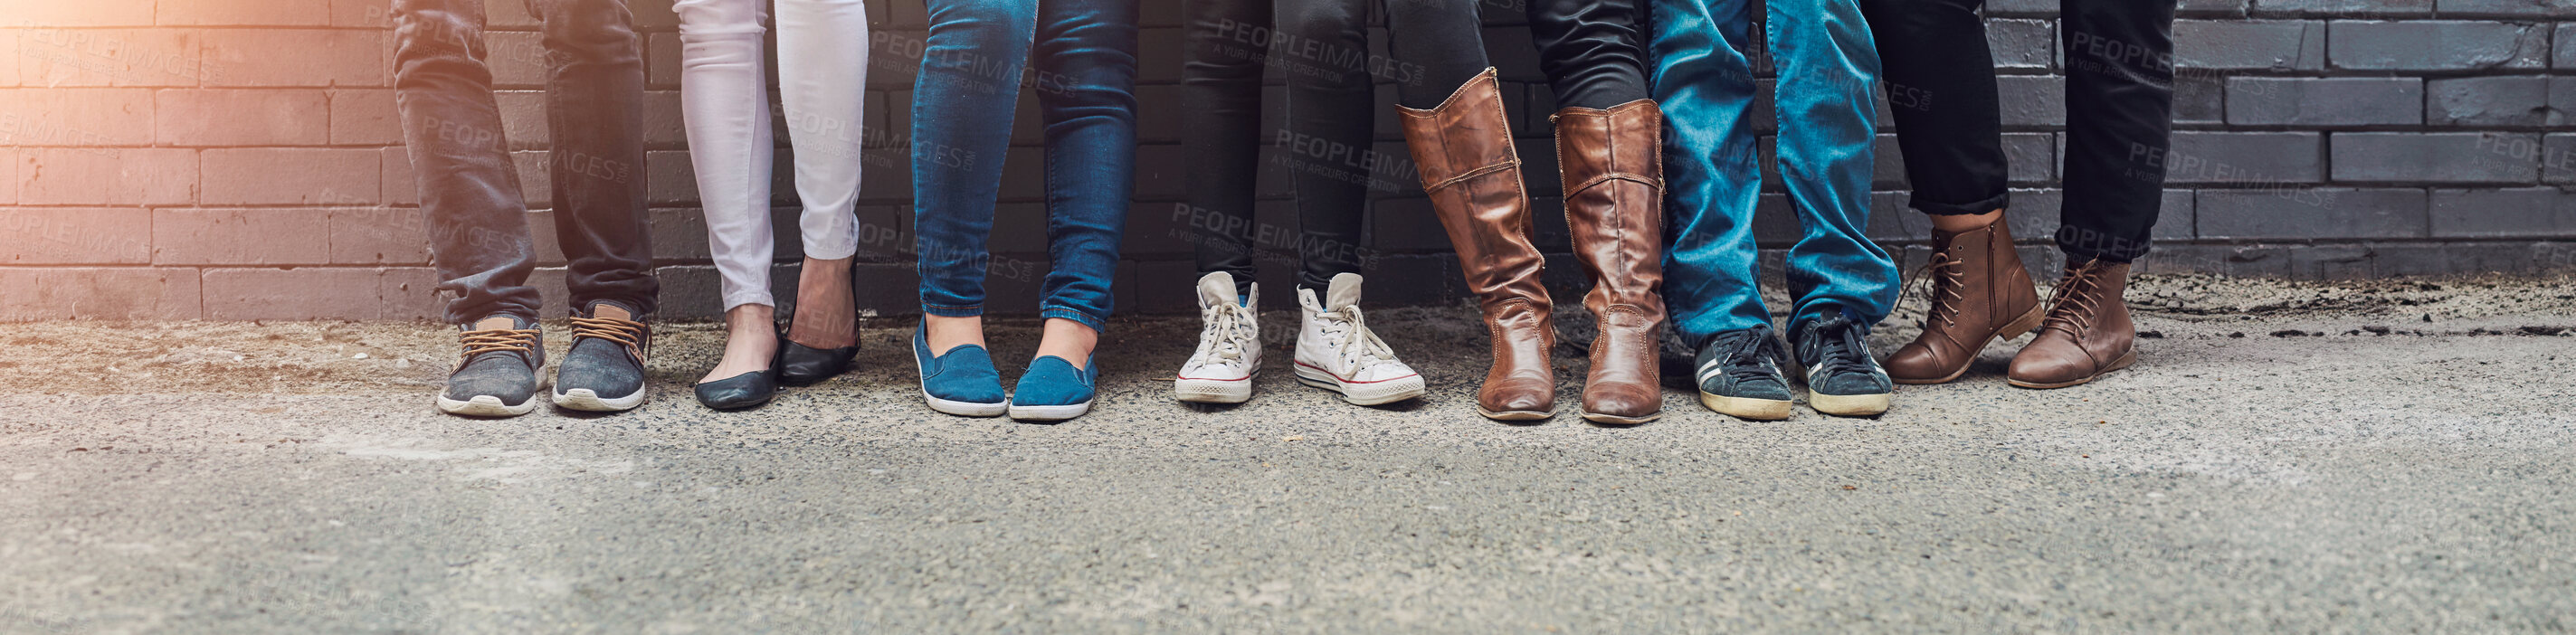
1892, 303, 2048, 385
1293, 364, 1425, 406
1581, 410, 1660, 425
553, 386, 646, 412
1008, 401, 1092, 422
1697, 393, 1792, 421
437, 393, 538, 417
1475, 406, 1554, 421
2008, 349, 2138, 389
1808, 392, 1891, 417
1174, 374, 1254, 404
912, 340, 1007, 417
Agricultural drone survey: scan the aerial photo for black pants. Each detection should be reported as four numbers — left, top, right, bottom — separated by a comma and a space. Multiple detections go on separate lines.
1859, 0, 2173, 262
1528, 0, 1651, 109
392, 0, 657, 324
1182, 0, 1490, 294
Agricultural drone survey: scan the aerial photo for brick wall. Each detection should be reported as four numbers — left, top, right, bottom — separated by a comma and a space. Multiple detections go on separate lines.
1, 0, 2571, 321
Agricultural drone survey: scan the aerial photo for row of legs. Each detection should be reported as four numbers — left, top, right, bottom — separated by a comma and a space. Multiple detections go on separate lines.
387, 0, 2172, 419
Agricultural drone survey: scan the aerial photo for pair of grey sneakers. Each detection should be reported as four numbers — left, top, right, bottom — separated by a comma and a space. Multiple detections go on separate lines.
1692, 313, 1893, 420
437, 301, 651, 417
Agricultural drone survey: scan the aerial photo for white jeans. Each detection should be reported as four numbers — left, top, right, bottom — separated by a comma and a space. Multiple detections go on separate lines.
675, 0, 869, 310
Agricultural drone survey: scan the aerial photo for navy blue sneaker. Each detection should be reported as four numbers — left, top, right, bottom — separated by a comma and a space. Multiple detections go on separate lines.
1790, 312, 1893, 417
1009, 354, 1098, 422
1692, 327, 1794, 421
439, 315, 544, 417
912, 323, 1006, 416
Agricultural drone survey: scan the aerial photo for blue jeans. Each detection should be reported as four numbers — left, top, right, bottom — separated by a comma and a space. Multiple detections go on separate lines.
911, 0, 1138, 332
1649, 0, 1895, 346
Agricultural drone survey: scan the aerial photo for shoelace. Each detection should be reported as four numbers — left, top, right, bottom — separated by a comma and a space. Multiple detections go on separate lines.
1898, 251, 1969, 329
460, 327, 539, 359
1708, 330, 1786, 385
1806, 317, 1877, 378
569, 315, 649, 361
2038, 261, 2108, 337
1191, 301, 1254, 366
1318, 306, 1399, 372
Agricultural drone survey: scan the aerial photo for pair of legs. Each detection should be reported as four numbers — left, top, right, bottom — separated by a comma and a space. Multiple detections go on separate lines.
1170, 0, 1439, 407
913, 0, 1139, 367
394, 0, 655, 325
1865, 0, 2173, 388
672, 0, 869, 386
394, 0, 658, 415
1867, 0, 2172, 257
1651, 0, 1897, 418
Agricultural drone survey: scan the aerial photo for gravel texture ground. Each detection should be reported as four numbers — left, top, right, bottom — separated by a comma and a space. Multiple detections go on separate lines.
1, 274, 2571, 633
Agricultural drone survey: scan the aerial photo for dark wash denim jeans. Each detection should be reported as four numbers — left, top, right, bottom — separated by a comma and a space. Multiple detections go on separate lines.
392, 0, 656, 324
1181, 0, 1493, 296
912, 0, 1138, 332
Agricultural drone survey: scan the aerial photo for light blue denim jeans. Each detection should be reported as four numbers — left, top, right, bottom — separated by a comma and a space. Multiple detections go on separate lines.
1649, 0, 1896, 346
911, 0, 1137, 332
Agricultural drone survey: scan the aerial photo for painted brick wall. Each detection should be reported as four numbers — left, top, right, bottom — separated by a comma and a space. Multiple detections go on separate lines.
1, 0, 2571, 321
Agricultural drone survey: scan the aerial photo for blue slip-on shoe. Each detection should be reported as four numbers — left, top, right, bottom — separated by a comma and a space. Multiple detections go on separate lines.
913, 323, 1007, 417
1008, 354, 1098, 422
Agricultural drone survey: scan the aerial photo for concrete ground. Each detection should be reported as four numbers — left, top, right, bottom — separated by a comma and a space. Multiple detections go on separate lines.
2, 274, 2571, 633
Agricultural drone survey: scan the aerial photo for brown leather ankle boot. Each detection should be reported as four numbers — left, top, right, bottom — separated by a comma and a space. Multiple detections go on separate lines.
2008, 259, 2136, 389
1398, 68, 1556, 421
1554, 100, 1667, 425
1886, 215, 2043, 384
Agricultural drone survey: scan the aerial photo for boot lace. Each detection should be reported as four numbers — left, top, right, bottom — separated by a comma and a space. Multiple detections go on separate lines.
570, 314, 649, 361
1317, 306, 1401, 373
1900, 251, 1969, 329
459, 327, 539, 359
1190, 301, 1255, 367
2038, 260, 2109, 337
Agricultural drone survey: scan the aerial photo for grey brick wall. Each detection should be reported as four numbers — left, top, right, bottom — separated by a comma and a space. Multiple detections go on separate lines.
0, 0, 2571, 321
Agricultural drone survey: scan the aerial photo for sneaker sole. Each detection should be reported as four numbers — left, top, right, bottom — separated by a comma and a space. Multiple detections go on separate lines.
1698, 392, 1792, 421
1807, 392, 1890, 417
1892, 303, 2048, 385
437, 393, 538, 417
1174, 374, 1254, 404
2007, 349, 2137, 389
553, 387, 646, 412
1007, 401, 1092, 422
1293, 364, 1424, 406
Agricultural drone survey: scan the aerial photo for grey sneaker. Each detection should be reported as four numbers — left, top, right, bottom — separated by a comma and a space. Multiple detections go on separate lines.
1791, 312, 1893, 417
553, 300, 651, 412
1693, 327, 1793, 421
438, 315, 545, 417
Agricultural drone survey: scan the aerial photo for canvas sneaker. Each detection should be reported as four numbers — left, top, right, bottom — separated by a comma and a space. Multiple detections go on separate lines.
1175, 271, 1260, 404
1292, 273, 1425, 405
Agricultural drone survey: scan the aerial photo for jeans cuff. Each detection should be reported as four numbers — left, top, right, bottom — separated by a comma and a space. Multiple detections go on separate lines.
922, 302, 982, 318
1912, 191, 2010, 216
1040, 306, 1107, 333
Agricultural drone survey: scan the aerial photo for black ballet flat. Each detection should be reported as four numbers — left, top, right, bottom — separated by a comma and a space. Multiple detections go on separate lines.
694, 367, 779, 411
775, 325, 859, 386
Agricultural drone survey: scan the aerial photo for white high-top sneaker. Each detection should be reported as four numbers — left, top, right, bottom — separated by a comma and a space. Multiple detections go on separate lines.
1294, 272, 1425, 405
1174, 271, 1260, 403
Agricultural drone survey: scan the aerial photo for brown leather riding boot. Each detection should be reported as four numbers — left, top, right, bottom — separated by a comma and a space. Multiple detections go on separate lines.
1886, 215, 2044, 384
2008, 259, 2136, 389
1398, 68, 1556, 421
1554, 100, 1667, 425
